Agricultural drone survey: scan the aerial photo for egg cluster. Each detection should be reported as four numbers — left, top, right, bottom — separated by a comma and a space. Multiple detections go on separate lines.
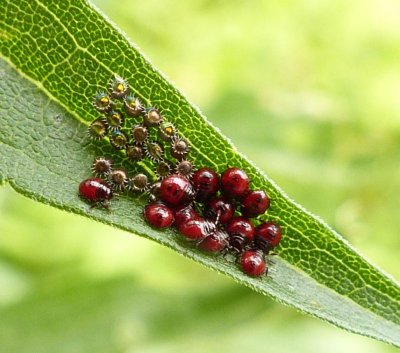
79, 76, 283, 277
88, 77, 191, 171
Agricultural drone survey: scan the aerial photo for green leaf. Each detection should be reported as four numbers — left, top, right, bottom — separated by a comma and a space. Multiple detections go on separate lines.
0, 0, 399, 346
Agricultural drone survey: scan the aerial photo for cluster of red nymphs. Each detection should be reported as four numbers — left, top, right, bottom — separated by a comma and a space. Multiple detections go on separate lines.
145, 168, 282, 277
79, 76, 283, 278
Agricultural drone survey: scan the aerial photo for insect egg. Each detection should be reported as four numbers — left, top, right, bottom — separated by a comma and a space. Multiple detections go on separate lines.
93, 91, 112, 112
126, 145, 143, 161
148, 181, 162, 202
128, 173, 149, 192
171, 137, 190, 160
88, 119, 108, 140
105, 110, 124, 131
124, 94, 144, 116
145, 142, 164, 161
155, 161, 172, 179
91, 157, 113, 177
158, 122, 177, 141
110, 131, 128, 150
109, 76, 129, 98
108, 169, 128, 191
143, 107, 163, 127
131, 124, 149, 145
176, 160, 194, 178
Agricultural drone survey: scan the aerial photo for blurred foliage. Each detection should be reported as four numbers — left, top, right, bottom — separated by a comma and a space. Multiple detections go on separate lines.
0, 0, 399, 352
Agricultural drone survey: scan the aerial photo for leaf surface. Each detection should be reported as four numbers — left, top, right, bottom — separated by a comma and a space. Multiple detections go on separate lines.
0, 0, 399, 346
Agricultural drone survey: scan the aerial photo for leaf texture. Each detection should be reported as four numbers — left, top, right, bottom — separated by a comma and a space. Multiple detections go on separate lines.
0, 0, 399, 346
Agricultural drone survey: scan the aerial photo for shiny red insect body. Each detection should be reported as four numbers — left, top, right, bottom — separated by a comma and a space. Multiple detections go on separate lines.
192, 167, 219, 203
240, 249, 266, 277
79, 178, 113, 205
241, 190, 270, 218
174, 204, 200, 227
254, 221, 282, 252
160, 174, 195, 207
204, 197, 236, 225
221, 167, 250, 199
226, 217, 255, 252
178, 219, 210, 241
198, 230, 228, 253
144, 202, 174, 228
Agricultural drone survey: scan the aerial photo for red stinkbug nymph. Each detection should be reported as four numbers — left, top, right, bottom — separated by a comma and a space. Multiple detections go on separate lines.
226, 217, 255, 253
192, 167, 219, 203
254, 221, 282, 252
221, 167, 250, 199
79, 177, 113, 208
198, 230, 229, 253
160, 174, 195, 206
86, 75, 284, 279
178, 219, 209, 241
204, 197, 236, 225
173, 204, 199, 227
241, 190, 270, 218
144, 202, 174, 228
240, 249, 266, 277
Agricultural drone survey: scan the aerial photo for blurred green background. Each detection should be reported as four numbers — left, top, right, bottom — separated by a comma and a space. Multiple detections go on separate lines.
1, 0, 399, 352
